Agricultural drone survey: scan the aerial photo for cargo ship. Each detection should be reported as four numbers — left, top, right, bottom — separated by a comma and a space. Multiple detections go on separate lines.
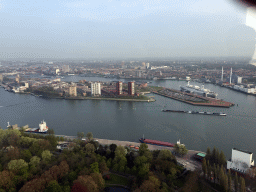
25, 120, 48, 134
162, 109, 226, 116
139, 137, 184, 147
180, 81, 218, 98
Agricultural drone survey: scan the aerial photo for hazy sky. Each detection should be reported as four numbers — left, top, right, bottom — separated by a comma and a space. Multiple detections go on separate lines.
0, 0, 255, 59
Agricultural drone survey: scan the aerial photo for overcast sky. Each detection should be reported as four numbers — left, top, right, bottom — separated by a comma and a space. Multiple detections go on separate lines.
0, 0, 255, 59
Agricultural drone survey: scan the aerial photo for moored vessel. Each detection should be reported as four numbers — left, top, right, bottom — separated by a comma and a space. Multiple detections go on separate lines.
139, 137, 183, 147
25, 120, 48, 134
180, 81, 218, 98
162, 109, 226, 116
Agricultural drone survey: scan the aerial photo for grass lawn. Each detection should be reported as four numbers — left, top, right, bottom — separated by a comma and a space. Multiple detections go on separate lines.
105, 173, 129, 186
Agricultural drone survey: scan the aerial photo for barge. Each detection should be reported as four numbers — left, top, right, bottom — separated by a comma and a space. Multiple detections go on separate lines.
139, 138, 174, 147
162, 109, 226, 116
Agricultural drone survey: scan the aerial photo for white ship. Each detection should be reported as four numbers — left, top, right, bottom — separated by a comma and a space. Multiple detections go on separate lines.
180, 81, 218, 98
25, 120, 48, 134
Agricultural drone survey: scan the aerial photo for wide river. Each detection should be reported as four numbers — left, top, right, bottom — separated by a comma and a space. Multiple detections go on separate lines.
1, 75, 256, 158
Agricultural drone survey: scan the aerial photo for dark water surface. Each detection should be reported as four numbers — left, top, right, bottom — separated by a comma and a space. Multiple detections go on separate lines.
1, 76, 256, 158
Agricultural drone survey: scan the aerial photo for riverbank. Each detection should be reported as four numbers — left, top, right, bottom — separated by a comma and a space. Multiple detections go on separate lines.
64, 96, 155, 102
55, 135, 203, 171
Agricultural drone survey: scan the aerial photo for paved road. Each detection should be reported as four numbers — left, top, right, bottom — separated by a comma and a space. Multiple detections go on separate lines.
56, 135, 203, 171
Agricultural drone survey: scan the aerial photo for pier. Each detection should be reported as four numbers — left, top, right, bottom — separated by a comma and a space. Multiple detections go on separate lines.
152, 88, 234, 108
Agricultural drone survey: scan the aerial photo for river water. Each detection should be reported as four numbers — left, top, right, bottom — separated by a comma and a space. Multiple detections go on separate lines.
1, 75, 256, 158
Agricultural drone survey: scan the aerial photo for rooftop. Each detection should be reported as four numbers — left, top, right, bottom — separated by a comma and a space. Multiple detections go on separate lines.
197, 153, 206, 158
233, 148, 253, 155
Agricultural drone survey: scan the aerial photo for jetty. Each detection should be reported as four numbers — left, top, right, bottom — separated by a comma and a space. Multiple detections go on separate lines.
152, 88, 234, 108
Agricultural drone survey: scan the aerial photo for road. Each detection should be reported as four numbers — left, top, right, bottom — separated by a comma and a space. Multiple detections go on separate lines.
56, 135, 203, 171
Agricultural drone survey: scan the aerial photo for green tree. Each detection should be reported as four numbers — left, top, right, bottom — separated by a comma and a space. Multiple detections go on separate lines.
219, 151, 226, 166
157, 149, 175, 161
77, 132, 84, 140
202, 158, 207, 178
90, 162, 99, 173
181, 171, 199, 192
211, 146, 217, 164
135, 156, 148, 167
125, 166, 130, 174
41, 150, 52, 162
8, 159, 28, 174
47, 128, 55, 135
18, 136, 38, 148
21, 149, 32, 162
206, 147, 211, 162
109, 144, 117, 153
137, 163, 150, 179
173, 144, 188, 156
119, 165, 125, 173
216, 148, 220, 165
228, 169, 232, 192
240, 176, 246, 192
139, 143, 149, 156
44, 180, 62, 192
29, 156, 41, 166
207, 165, 212, 180
68, 171, 77, 184
234, 172, 238, 192
139, 175, 161, 192
118, 156, 127, 168
45, 135, 58, 150
112, 164, 119, 172
62, 186, 70, 192
223, 174, 228, 192
114, 145, 127, 159
216, 164, 220, 182
99, 160, 109, 174
213, 163, 217, 183
85, 143, 95, 156
86, 132, 93, 142
106, 158, 112, 168
90, 173, 105, 191
131, 166, 137, 175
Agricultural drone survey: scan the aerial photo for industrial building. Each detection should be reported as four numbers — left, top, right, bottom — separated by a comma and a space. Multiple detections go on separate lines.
227, 148, 254, 173
91, 82, 101, 96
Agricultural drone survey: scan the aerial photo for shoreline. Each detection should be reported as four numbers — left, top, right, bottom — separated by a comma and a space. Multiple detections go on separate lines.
152, 89, 234, 108
41, 96, 155, 102
56, 135, 204, 154
55, 135, 203, 171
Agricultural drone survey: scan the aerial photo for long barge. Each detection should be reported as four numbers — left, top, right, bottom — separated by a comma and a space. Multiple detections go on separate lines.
139, 138, 175, 147
162, 109, 226, 116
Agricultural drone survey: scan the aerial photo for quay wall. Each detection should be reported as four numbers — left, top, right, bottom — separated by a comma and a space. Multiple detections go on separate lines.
56, 135, 204, 155
152, 90, 234, 108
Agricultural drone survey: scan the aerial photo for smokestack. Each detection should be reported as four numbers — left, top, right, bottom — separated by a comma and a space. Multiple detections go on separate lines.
221, 67, 223, 82
230, 68, 232, 84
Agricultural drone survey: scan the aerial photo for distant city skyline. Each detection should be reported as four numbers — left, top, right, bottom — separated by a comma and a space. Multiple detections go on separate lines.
0, 0, 255, 59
